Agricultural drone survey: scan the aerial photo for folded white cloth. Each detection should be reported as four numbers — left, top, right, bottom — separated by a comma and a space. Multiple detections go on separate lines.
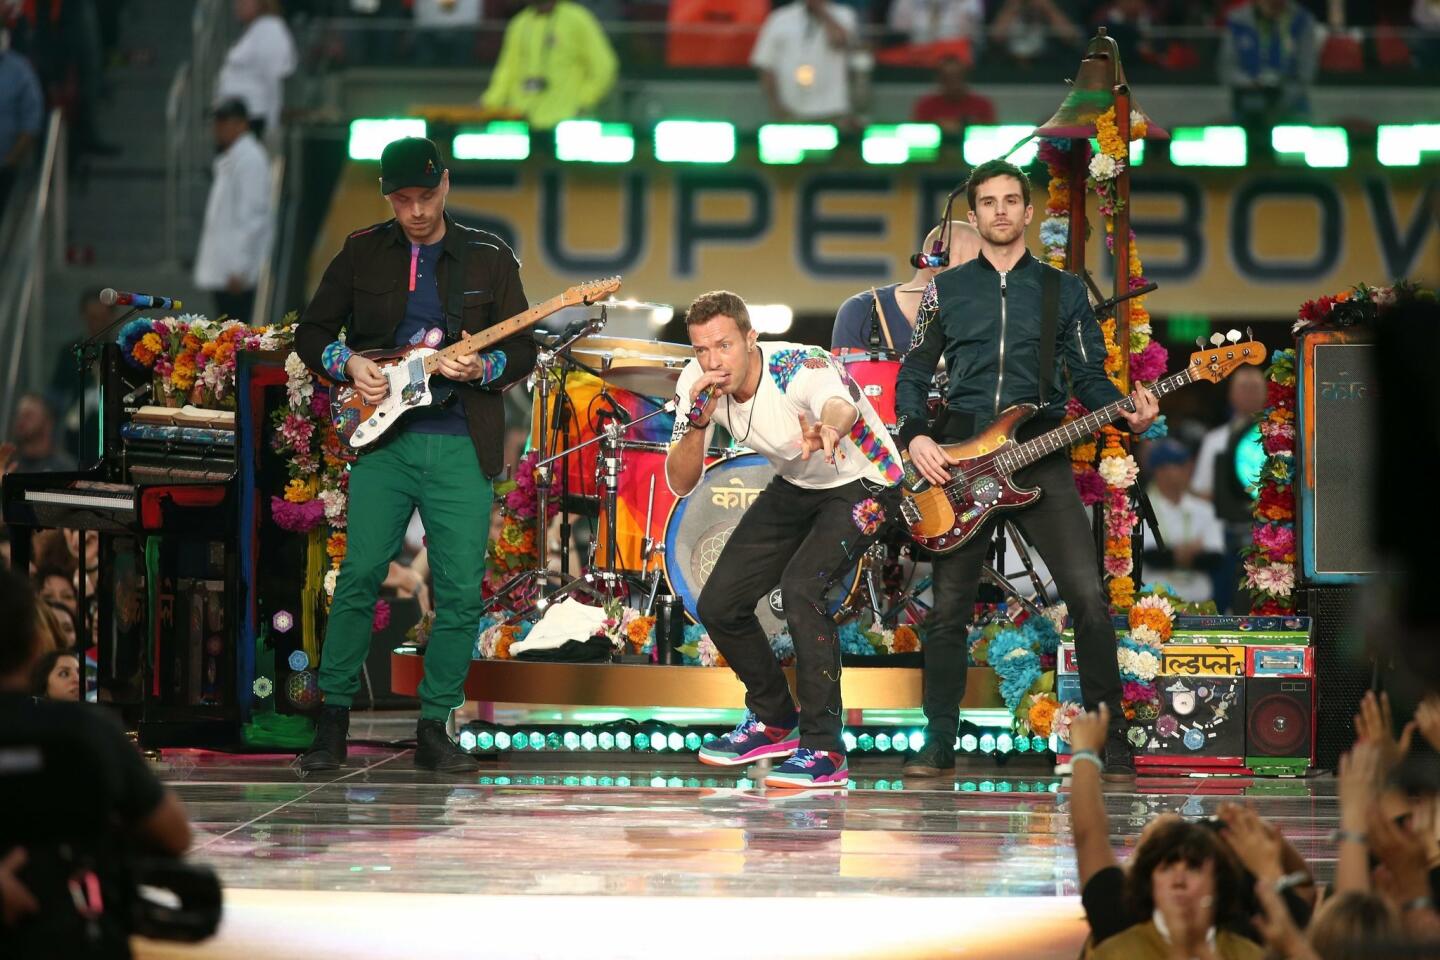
510, 598, 608, 654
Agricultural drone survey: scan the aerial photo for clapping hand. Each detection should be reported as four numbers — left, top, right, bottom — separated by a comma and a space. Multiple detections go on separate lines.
1354, 691, 1416, 776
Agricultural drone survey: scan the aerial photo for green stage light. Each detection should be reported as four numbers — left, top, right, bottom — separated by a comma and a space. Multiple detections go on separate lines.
758, 123, 839, 164
634, 732, 651, 750
996, 733, 1013, 754
960, 780, 978, 792
616, 776, 633, 787
996, 781, 1012, 793
477, 731, 495, 751
1271, 125, 1348, 168
1015, 735, 1031, 753
554, 119, 635, 163
580, 731, 597, 750
452, 121, 529, 161
1168, 314, 1210, 343
963, 125, 1039, 166
562, 731, 580, 751
980, 780, 995, 792
862, 123, 942, 164
654, 120, 736, 163
960, 733, 978, 752
650, 776, 667, 788
876, 779, 894, 791
684, 732, 702, 751
1377, 124, 1440, 166
458, 730, 477, 751
563, 775, 580, 787
1169, 126, 1246, 167
667, 776, 683, 788
1235, 422, 1265, 500
531, 732, 547, 750
544, 732, 560, 751
979, 733, 996, 753
876, 732, 892, 752
857, 733, 874, 752
615, 731, 633, 751
842, 732, 857, 752
598, 731, 615, 750
893, 734, 911, 753
495, 731, 511, 750
511, 733, 528, 751
667, 732, 684, 751
598, 776, 615, 787
581, 775, 597, 787
907, 731, 925, 752
348, 118, 427, 161
495, 776, 512, 785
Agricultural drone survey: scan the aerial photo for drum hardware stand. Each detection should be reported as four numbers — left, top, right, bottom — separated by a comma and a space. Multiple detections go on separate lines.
481, 314, 606, 615
636, 475, 667, 616
986, 522, 1048, 620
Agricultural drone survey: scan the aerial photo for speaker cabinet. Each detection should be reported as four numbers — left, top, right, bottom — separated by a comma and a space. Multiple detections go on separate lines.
1308, 585, 1370, 770
1246, 677, 1313, 761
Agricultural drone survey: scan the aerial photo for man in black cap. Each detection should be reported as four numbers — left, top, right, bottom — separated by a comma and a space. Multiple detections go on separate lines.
193, 98, 272, 323
294, 136, 536, 773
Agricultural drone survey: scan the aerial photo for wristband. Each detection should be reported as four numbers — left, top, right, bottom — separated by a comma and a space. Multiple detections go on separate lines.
1069, 750, 1103, 772
1330, 828, 1368, 846
1404, 896, 1435, 914
1273, 871, 1310, 893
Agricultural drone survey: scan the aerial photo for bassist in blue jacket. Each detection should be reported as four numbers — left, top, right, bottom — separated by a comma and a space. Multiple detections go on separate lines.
894, 159, 1158, 779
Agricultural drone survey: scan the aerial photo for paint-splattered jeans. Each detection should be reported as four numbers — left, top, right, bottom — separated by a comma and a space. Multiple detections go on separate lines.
696, 476, 889, 754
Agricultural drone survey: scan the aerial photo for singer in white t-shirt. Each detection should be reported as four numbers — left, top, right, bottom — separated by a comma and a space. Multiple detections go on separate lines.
665, 291, 903, 790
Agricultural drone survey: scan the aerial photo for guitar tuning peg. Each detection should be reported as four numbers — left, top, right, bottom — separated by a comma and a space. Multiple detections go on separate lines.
1209, 333, 1226, 346
1195, 337, 1206, 348
1225, 330, 1241, 343
1246, 326, 1254, 341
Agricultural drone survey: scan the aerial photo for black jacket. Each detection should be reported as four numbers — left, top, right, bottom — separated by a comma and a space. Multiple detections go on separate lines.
895, 250, 1123, 446
294, 214, 536, 477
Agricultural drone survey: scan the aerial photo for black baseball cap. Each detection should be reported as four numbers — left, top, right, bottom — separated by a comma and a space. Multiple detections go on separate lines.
212, 97, 249, 121
380, 136, 446, 195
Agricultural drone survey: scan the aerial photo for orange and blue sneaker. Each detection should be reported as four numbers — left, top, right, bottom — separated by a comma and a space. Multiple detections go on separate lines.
763, 749, 850, 789
697, 712, 799, 767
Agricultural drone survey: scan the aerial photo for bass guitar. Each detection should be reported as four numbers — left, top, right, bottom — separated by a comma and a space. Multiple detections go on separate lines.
898, 332, 1265, 555
332, 276, 621, 449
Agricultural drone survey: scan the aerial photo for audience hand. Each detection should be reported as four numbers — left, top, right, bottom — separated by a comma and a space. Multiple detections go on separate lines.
1219, 803, 1285, 882
1338, 741, 1383, 826
1252, 879, 1318, 960
0, 848, 38, 927
1067, 702, 1109, 756
1415, 694, 1440, 755
1354, 691, 1416, 775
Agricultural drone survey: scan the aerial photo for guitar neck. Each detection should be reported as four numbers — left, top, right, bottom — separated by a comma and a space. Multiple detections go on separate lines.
1010, 367, 1196, 469
421, 293, 569, 375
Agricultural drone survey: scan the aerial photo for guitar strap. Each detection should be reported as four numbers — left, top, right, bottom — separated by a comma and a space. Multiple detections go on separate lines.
1037, 267, 1060, 407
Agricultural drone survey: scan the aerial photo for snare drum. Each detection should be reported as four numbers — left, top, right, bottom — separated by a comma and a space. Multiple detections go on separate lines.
663, 453, 864, 635
833, 351, 902, 429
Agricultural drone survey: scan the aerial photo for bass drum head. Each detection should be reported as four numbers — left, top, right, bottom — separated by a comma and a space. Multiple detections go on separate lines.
663, 453, 862, 635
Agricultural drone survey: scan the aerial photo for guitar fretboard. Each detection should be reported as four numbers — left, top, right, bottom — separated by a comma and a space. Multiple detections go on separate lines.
991, 366, 1197, 475
420, 292, 573, 375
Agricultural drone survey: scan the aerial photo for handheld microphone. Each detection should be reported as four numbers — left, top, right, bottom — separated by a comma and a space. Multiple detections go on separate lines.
100, 288, 184, 311
686, 387, 713, 426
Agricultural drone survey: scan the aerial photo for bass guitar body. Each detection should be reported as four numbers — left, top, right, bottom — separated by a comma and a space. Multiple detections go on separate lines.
331, 344, 442, 448
899, 404, 1041, 555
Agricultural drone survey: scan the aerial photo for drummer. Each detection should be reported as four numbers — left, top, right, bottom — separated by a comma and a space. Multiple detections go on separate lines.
831, 220, 981, 355
666, 290, 904, 790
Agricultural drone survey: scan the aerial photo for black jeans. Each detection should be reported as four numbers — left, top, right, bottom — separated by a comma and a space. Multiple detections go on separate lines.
696, 476, 881, 753
921, 449, 1123, 741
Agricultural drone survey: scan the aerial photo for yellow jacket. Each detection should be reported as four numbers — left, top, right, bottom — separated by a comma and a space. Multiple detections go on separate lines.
480, 2, 618, 129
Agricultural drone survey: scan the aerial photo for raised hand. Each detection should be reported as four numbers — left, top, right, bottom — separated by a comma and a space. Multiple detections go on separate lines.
1067, 701, 1109, 755
1218, 803, 1284, 882
797, 413, 841, 464
1354, 691, 1416, 776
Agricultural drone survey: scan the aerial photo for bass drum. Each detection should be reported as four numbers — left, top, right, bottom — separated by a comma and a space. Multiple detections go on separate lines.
663, 453, 865, 636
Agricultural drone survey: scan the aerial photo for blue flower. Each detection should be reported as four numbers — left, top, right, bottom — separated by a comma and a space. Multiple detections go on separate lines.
1140, 415, 1168, 441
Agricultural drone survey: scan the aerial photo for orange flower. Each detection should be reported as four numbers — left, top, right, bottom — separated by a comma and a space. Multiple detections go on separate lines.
1108, 575, 1135, 610
626, 616, 655, 653
326, 532, 348, 566
1028, 696, 1059, 737
892, 625, 920, 653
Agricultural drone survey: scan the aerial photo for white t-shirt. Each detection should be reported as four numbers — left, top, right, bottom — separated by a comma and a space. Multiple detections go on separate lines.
887, 0, 984, 45
193, 132, 273, 290
1190, 421, 1232, 499
413, 0, 483, 27
749, 3, 857, 120
1143, 486, 1226, 602
667, 342, 903, 493
215, 14, 297, 136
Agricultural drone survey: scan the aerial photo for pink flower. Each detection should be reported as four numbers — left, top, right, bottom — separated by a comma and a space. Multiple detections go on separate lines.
1123, 680, 1158, 704
1253, 523, 1295, 556
310, 391, 330, 418
1104, 553, 1133, 577
1248, 562, 1296, 597
372, 599, 391, 633
271, 497, 326, 533
1066, 398, 1089, 420
1074, 468, 1107, 505
1129, 340, 1168, 382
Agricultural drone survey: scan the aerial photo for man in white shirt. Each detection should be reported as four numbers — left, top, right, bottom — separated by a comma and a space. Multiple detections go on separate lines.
215, 0, 297, 142
1142, 441, 1225, 604
750, 0, 859, 123
667, 291, 903, 790
193, 99, 273, 324
888, 0, 985, 48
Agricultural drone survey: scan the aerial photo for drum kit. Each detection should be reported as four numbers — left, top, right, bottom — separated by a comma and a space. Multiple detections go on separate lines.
485, 307, 1053, 632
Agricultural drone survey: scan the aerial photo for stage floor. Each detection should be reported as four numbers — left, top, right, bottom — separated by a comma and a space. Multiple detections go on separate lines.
135, 714, 1341, 960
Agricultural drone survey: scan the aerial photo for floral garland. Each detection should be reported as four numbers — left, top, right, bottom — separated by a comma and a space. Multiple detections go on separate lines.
482, 449, 553, 600
1039, 106, 1166, 613
119, 315, 282, 409
272, 347, 352, 544
1117, 592, 1174, 721
1293, 280, 1433, 336
1243, 350, 1298, 613
966, 605, 1064, 738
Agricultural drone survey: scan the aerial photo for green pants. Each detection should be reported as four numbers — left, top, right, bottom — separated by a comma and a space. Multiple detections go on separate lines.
320, 431, 492, 722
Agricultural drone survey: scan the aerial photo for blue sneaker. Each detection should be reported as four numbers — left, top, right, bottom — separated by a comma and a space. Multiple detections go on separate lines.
697, 712, 799, 767
764, 749, 850, 789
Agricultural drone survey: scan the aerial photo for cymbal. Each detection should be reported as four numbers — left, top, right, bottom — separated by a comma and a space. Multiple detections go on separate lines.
599, 366, 682, 398
571, 336, 694, 363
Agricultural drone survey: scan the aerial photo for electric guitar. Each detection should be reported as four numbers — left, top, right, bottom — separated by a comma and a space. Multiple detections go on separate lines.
897, 332, 1265, 555
331, 276, 621, 449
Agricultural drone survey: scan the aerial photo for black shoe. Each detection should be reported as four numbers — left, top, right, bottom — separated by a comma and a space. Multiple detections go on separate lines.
1103, 723, 1136, 780
415, 719, 481, 773
901, 733, 956, 778
299, 705, 350, 773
